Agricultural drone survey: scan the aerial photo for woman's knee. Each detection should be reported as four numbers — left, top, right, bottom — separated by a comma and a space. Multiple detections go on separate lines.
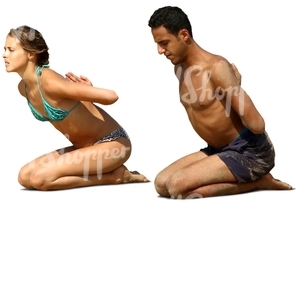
29, 168, 53, 190
18, 165, 34, 189
18, 164, 51, 190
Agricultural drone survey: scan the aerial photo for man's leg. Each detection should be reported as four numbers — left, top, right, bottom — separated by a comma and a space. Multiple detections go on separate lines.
187, 173, 292, 198
154, 151, 209, 197
156, 153, 292, 199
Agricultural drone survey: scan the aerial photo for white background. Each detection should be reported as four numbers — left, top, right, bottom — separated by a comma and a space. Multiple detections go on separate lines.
0, 1, 299, 299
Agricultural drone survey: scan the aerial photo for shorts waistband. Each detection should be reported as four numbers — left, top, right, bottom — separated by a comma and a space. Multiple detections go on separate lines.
232, 127, 250, 142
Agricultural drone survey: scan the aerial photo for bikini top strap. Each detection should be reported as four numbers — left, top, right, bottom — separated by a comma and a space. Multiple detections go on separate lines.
36, 65, 50, 101
35, 64, 50, 76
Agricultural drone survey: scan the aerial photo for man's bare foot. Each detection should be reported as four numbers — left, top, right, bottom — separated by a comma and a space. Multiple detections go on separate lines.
114, 165, 149, 183
258, 173, 293, 190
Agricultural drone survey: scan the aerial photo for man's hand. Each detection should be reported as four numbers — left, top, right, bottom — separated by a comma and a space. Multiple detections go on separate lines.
65, 72, 93, 86
231, 63, 242, 86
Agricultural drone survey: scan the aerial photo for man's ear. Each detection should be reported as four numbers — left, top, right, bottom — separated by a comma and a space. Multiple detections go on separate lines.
180, 29, 190, 42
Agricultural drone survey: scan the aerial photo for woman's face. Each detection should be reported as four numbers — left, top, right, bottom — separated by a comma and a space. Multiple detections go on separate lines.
3, 35, 29, 73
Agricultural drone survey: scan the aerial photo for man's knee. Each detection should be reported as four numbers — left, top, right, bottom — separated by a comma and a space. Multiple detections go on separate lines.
165, 175, 183, 198
154, 172, 169, 196
155, 172, 184, 198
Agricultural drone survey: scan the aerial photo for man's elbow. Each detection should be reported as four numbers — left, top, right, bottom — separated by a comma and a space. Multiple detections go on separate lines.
248, 117, 265, 134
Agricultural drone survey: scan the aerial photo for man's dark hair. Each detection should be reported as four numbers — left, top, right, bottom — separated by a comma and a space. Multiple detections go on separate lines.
148, 6, 193, 38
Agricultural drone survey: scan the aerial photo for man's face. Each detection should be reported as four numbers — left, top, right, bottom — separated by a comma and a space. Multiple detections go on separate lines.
151, 26, 186, 65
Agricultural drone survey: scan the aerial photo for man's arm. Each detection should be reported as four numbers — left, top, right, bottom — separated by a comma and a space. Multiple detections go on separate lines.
231, 63, 241, 85
212, 60, 265, 134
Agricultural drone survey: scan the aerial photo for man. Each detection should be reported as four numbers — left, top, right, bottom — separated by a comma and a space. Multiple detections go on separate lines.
148, 6, 292, 198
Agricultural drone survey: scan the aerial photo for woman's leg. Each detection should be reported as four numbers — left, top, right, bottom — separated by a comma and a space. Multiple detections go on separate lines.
18, 138, 148, 190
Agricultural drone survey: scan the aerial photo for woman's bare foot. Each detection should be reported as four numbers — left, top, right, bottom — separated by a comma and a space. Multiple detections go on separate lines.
258, 173, 293, 190
114, 165, 149, 183
125, 170, 150, 183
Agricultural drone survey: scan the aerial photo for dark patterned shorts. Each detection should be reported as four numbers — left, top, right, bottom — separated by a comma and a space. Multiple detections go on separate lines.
200, 128, 275, 182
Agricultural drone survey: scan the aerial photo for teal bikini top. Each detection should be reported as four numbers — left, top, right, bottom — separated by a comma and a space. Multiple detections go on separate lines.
25, 65, 80, 122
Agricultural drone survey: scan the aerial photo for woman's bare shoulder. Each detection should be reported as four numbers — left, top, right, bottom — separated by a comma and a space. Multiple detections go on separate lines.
39, 68, 70, 92
17, 79, 26, 97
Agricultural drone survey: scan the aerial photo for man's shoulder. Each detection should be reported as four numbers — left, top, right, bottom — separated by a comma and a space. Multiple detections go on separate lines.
208, 55, 234, 81
210, 55, 231, 70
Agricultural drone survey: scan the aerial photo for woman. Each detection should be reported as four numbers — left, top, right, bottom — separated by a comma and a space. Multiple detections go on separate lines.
3, 25, 148, 190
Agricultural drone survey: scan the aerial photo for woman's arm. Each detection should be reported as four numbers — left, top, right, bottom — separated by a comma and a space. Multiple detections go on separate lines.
65, 72, 93, 86
44, 69, 118, 105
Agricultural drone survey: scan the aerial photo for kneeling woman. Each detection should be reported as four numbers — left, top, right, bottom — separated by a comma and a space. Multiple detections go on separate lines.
3, 25, 148, 190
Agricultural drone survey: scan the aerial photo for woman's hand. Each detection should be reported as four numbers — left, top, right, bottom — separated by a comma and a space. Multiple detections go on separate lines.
65, 72, 93, 86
